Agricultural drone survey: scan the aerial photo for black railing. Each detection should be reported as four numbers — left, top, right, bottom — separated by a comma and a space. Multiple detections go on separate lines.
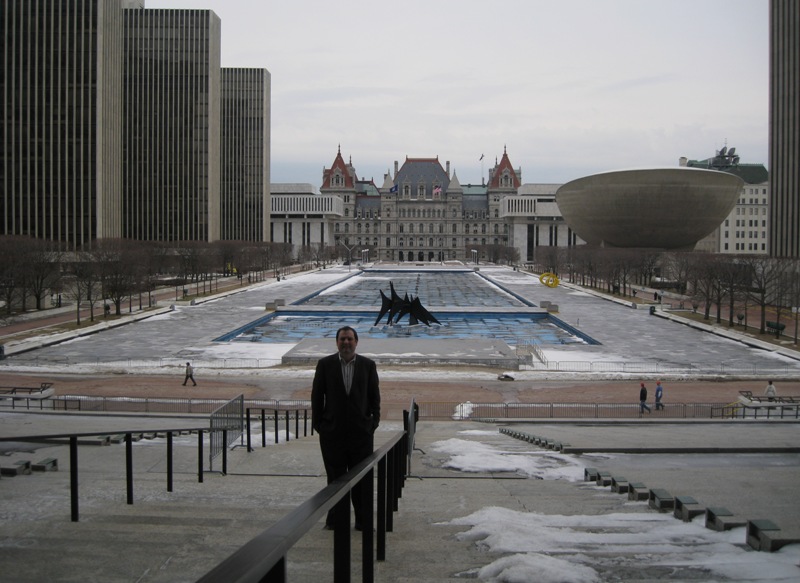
419, 401, 729, 420
197, 430, 408, 583
245, 407, 313, 450
210, 395, 245, 470
0, 426, 208, 522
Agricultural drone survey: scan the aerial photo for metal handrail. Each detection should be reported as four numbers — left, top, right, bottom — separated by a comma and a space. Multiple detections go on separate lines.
197, 430, 408, 583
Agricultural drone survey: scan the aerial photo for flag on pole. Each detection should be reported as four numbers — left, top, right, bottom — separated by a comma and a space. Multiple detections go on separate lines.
433, 186, 442, 195
479, 154, 484, 161
389, 184, 398, 193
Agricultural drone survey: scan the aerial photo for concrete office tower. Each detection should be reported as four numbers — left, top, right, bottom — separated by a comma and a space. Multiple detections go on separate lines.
769, 0, 800, 258
221, 68, 271, 241
0, 0, 126, 250
122, 8, 221, 242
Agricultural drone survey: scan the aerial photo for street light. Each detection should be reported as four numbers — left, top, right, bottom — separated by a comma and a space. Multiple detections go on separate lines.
341, 242, 355, 272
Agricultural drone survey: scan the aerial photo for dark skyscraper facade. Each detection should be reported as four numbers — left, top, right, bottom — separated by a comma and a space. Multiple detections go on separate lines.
769, 0, 800, 258
221, 68, 271, 242
1, 0, 126, 249
2, 2, 270, 250
122, 8, 221, 242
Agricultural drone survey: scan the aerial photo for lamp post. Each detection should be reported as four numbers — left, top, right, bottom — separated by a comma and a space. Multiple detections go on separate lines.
341, 242, 355, 272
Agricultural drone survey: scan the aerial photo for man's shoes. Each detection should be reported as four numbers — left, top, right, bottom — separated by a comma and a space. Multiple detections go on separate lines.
354, 522, 362, 531
323, 523, 334, 531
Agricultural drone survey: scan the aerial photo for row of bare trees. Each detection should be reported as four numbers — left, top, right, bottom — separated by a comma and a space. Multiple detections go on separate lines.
531, 246, 800, 340
0, 237, 298, 322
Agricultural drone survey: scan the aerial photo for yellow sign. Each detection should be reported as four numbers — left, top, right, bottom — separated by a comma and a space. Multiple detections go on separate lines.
539, 272, 559, 288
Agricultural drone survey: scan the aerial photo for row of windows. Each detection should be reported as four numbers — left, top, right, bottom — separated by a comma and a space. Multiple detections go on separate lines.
344, 208, 496, 220
400, 184, 443, 199
333, 222, 510, 234
724, 231, 767, 239
738, 198, 768, 205
387, 237, 503, 248
735, 207, 767, 215
731, 219, 767, 227
724, 242, 767, 251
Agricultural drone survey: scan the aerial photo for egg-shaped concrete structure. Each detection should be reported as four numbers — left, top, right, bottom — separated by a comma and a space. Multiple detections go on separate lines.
555, 168, 744, 249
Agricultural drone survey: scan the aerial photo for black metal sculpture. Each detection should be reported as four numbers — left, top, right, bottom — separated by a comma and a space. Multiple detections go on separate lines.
375, 281, 441, 327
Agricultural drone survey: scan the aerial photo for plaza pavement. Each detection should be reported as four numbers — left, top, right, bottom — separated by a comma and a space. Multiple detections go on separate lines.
2, 263, 800, 377
2, 263, 800, 582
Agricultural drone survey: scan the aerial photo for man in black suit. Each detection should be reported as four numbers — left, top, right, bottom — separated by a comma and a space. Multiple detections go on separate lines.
312, 326, 381, 530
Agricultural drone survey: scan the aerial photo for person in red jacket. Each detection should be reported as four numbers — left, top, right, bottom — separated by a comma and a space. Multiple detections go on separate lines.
312, 326, 381, 531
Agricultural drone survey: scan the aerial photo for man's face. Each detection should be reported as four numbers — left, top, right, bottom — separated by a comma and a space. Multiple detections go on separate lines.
336, 329, 358, 361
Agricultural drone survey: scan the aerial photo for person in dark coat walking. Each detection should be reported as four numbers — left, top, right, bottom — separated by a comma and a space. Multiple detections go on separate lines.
183, 362, 196, 386
312, 326, 381, 530
639, 382, 651, 414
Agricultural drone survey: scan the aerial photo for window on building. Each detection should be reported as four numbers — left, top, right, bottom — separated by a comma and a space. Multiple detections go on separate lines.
452, 238, 457, 247
386, 237, 391, 247
452, 224, 457, 233
386, 224, 391, 233
417, 184, 425, 198
335, 223, 340, 232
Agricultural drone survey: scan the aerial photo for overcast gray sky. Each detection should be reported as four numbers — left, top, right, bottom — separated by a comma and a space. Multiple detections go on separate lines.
147, 0, 769, 188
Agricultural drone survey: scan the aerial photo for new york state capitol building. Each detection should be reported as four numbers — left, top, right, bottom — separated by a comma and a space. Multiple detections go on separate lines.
271, 147, 580, 264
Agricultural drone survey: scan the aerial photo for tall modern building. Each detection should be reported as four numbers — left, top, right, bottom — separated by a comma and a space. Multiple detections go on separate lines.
683, 148, 770, 254
122, 8, 221, 242
0, 0, 129, 249
769, 0, 799, 258
221, 68, 271, 242
1, 1, 271, 250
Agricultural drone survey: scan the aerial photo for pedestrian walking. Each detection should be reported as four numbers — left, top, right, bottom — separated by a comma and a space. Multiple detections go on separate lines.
654, 381, 664, 410
183, 362, 197, 386
763, 380, 777, 401
639, 382, 651, 414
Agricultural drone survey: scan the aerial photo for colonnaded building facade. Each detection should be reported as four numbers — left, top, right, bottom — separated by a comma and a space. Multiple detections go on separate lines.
270, 147, 581, 264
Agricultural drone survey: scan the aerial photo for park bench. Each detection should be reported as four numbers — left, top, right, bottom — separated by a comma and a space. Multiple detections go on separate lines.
648, 488, 675, 511
674, 495, 704, 521
765, 321, 785, 335
628, 482, 649, 501
746, 519, 800, 552
595, 471, 612, 487
32, 458, 58, 472
611, 476, 629, 494
1, 460, 32, 476
705, 506, 746, 532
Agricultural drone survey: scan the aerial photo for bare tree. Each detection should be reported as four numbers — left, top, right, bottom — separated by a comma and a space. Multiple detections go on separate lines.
22, 239, 63, 310
688, 253, 720, 320
740, 255, 785, 335
94, 239, 139, 315
68, 250, 101, 325
0, 236, 29, 315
